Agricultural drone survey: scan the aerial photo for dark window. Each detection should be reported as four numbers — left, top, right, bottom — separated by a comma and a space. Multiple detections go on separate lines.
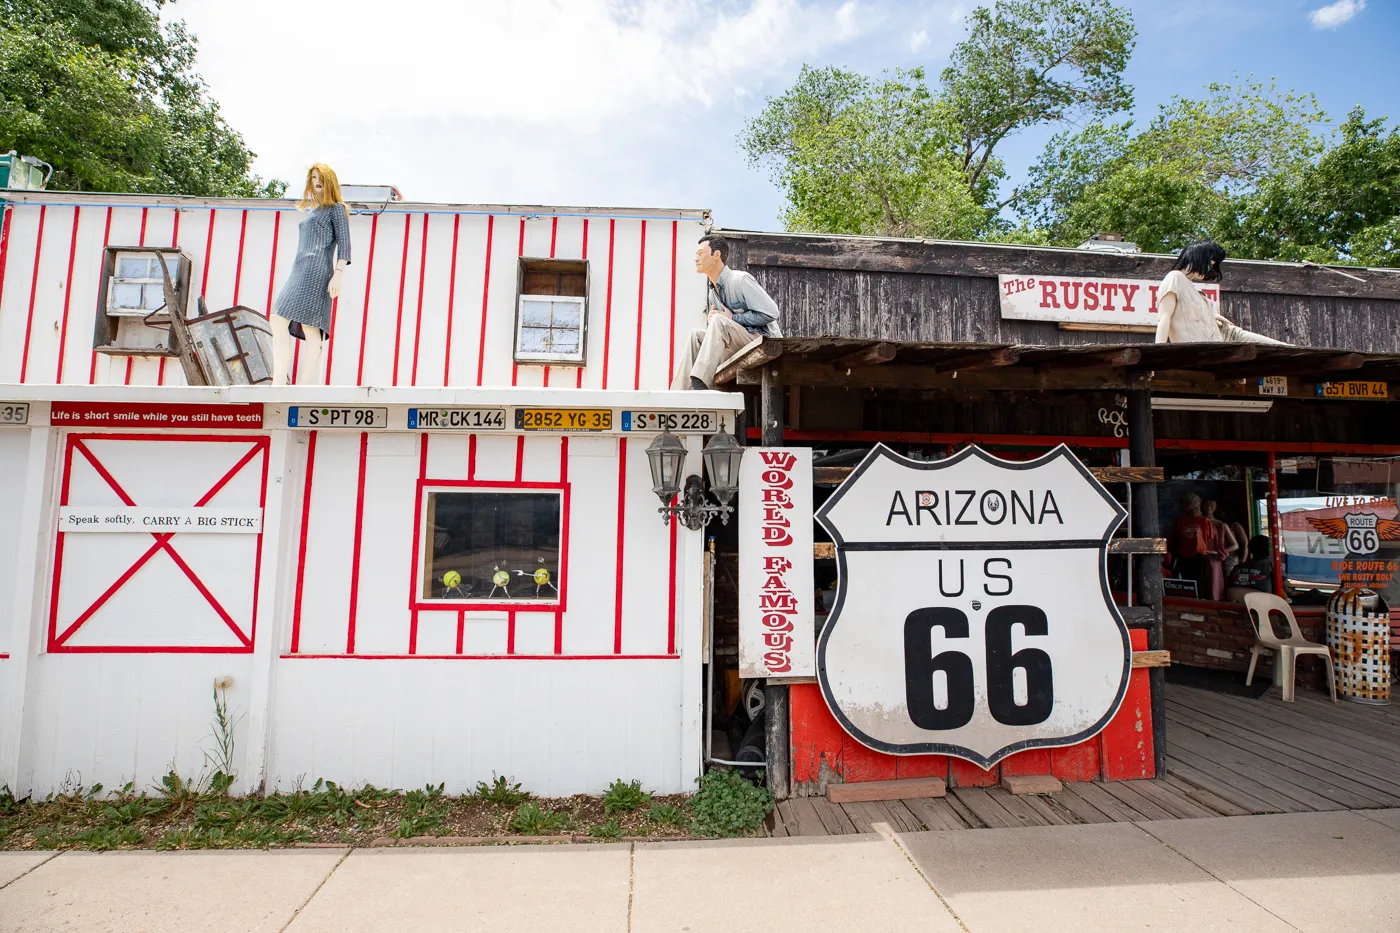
420, 489, 563, 602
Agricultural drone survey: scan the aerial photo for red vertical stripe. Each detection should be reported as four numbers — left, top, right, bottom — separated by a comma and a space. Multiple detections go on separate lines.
138, 207, 148, 246
442, 215, 461, 387
86, 208, 113, 384
290, 432, 318, 654
19, 205, 47, 383
200, 209, 216, 297
514, 435, 526, 482
410, 213, 429, 385
322, 296, 339, 383
507, 610, 517, 655
123, 358, 133, 385
409, 433, 428, 655
0, 208, 13, 315
391, 213, 412, 384
456, 610, 465, 655
555, 436, 569, 655
577, 219, 588, 389
511, 217, 525, 386
264, 211, 281, 317
633, 220, 647, 390
346, 431, 370, 653
613, 437, 627, 653
54, 206, 82, 383
667, 221, 678, 382
468, 434, 477, 480
666, 501, 678, 654
475, 215, 495, 386
600, 219, 616, 390
355, 214, 380, 386
231, 209, 248, 305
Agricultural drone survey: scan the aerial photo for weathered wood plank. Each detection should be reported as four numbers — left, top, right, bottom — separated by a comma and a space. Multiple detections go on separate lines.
841, 801, 894, 832
904, 796, 971, 831
1164, 758, 1280, 815
1070, 781, 1149, 822
951, 788, 1021, 829
1131, 650, 1172, 669
783, 798, 830, 837
1097, 781, 1177, 821
1108, 538, 1168, 555
827, 776, 946, 803
985, 788, 1054, 828
713, 338, 779, 385
832, 342, 897, 369
1091, 466, 1165, 484
875, 800, 928, 833
810, 797, 860, 835
1050, 786, 1116, 824
930, 348, 1022, 373
1128, 778, 1219, 820
1033, 348, 1141, 374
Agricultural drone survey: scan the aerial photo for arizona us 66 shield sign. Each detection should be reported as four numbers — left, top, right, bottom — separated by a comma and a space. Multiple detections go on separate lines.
815, 444, 1131, 767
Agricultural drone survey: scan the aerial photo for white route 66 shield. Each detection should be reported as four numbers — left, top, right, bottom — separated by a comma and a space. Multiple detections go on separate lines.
815, 444, 1132, 767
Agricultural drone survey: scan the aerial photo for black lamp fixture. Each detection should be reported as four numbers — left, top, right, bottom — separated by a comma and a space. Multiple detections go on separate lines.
646, 427, 745, 530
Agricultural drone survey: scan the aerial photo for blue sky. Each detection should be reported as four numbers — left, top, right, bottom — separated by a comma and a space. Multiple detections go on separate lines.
173, 0, 1396, 231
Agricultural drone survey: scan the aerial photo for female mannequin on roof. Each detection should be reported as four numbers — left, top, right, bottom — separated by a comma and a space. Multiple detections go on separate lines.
271, 164, 352, 384
1154, 241, 1287, 345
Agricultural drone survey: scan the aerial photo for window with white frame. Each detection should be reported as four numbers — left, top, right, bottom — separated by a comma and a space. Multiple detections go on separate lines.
514, 258, 588, 364
107, 251, 174, 316
418, 486, 564, 604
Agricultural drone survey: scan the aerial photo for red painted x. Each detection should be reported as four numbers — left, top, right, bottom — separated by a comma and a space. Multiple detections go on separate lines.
53, 439, 263, 648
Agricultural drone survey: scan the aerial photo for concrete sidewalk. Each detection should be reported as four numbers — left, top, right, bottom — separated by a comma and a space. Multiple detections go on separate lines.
2, 810, 1397, 932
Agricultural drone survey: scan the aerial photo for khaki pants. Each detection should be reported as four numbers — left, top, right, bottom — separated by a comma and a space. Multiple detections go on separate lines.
671, 315, 758, 389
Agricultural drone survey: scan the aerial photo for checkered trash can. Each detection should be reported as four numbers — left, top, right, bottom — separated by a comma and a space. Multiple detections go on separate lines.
1325, 589, 1391, 705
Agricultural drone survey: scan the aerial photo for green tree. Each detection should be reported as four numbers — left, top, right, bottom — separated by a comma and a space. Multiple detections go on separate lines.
0, 0, 283, 196
741, 0, 1136, 239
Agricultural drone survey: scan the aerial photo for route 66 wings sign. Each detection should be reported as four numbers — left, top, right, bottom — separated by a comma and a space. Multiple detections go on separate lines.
815, 444, 1132, 768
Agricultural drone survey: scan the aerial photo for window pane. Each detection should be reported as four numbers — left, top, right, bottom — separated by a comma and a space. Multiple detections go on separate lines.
118, 257, 152, 279
520, 299, 553, 327
551, 302, 581, 328
519, 326, 551, 353
143, 283, 165, 309
423, 491, 562, 601
112, 283, 145, 309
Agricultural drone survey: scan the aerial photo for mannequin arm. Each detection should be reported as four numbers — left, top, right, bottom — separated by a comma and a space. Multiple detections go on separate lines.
1154, 292, 1176, 343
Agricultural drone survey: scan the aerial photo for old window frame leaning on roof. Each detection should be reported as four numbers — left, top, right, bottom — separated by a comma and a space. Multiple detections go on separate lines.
513, 258, 590, 364
412, 478, 570, 611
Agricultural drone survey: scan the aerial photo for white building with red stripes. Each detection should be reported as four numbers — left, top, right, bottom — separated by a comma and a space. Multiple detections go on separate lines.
0, 190, 741, 797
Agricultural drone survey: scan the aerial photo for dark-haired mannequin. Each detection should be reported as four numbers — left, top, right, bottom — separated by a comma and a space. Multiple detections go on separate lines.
1154, 241, 1287, 345
671, 235, 782, 390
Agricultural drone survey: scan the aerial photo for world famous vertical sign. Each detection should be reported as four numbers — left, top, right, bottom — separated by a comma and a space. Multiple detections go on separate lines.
816, 445, 1131, 767
739, 449, 815, 679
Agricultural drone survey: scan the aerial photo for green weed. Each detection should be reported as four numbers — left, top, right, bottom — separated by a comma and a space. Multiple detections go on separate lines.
509, 802, 569, 834
602, 779, 651, 815
589, 819, 623, 839
646, 803, 688, 827
690, 770, 773, 838
475, 774, 530, 806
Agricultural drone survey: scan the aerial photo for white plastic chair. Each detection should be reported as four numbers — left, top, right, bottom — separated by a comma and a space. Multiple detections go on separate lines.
1243, 592, 1337, 703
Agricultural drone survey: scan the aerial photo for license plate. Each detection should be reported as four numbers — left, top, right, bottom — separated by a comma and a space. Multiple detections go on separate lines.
287, 406, 388, 429
1316, 381, 1388, 400
1257, 376, 1288, 397
0, 402, 29, 425
408, 407, 507, 430
514, 408, 613, 432
622, 410, 720, 433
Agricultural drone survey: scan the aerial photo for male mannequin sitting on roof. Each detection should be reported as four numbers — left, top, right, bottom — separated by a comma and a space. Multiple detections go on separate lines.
671, 234, 783, 390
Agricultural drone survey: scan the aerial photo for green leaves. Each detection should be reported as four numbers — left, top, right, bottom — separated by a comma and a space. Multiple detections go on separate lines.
0, 1, 284, 196
689, 770, 773, 838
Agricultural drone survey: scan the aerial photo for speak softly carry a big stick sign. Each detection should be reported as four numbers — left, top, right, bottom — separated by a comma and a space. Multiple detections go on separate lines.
815, 445, 1131, 767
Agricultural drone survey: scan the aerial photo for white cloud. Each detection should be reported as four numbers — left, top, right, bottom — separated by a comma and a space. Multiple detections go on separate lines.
909, 28, 929, 52
1310, 0, 1365, 29
164, 0, 962, 226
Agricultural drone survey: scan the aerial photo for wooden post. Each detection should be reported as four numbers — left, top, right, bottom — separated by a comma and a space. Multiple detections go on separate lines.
760, 363, 790, 799
1126, 387, 1167, 780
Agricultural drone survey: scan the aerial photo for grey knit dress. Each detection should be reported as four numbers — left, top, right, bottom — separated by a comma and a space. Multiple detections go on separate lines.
273, 204, 352, 333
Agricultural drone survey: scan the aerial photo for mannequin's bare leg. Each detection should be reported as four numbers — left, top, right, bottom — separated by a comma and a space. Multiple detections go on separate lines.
296, 326, 326, 385
271, 314, 293, 385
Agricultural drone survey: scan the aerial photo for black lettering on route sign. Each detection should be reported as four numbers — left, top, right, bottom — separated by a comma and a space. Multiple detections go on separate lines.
814, 444, 1131, 768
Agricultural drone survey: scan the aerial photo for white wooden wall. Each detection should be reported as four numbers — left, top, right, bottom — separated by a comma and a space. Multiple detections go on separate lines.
0, 402, 715, 798
0, 195, 709, 391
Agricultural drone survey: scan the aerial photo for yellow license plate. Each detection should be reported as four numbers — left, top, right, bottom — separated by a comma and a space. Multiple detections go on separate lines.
514, 408, 613, 432
1317, 381, 1388, 400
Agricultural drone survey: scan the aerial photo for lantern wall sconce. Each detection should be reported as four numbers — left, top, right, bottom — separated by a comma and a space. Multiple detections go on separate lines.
645, 428, 744, 530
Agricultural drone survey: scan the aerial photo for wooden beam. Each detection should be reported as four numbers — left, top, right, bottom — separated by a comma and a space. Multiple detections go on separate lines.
832, 342, 897, 370
929, 347, 1021, 373
827, 776, 946, 804
1210, 352, 1365, 380
714, 339, 782, 385
1139, 345, 1258, 370
1033, 348, 1141, 375
1059, 322, 1156, 335
814, 465, 1163, 486
1107, 538, 1168, 555
775, 358, 1131, 391
1131, 650, 1172, 669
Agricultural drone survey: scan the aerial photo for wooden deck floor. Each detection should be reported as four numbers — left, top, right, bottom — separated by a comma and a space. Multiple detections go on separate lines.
770, 683, 1400, 836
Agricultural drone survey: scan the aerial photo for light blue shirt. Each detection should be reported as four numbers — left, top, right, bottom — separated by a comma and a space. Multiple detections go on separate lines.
707, 267, 782, 337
